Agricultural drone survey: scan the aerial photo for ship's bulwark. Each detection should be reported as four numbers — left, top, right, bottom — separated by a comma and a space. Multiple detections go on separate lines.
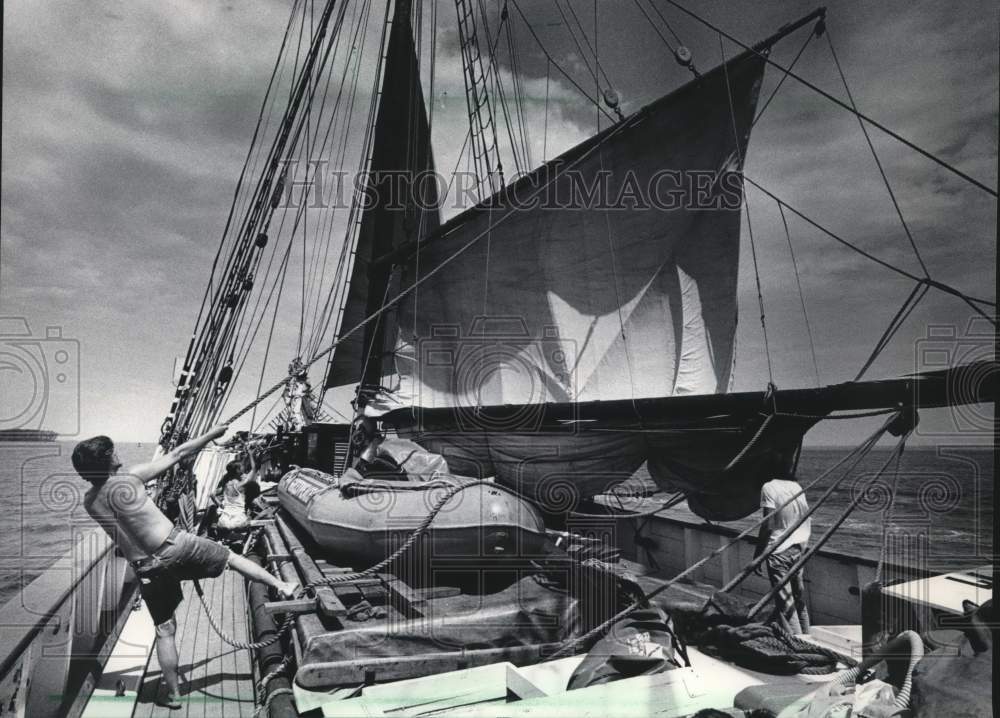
333, 45, 788, 520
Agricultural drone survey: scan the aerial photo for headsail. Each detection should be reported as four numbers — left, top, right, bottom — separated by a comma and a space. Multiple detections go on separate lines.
326, 0, 440, 392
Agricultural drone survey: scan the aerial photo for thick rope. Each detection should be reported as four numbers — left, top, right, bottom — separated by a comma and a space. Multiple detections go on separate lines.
193, 581, 296, 651
194, 480, 493, 650
256, 654, 293, 707
192, 527, 297, 651
706, 625, 852, 675
254, 688, 294, 718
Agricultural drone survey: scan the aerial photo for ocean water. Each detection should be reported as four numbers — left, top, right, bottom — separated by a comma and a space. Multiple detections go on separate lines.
0, 442, 992, 607
0, 441, 153, 607
639, 446, 994, 575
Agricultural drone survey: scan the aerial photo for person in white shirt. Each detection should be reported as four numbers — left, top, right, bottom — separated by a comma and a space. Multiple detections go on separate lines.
753, 475, 811, 634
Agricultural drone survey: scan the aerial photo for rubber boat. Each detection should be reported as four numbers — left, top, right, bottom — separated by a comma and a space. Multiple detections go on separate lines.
277, 466, 551, 567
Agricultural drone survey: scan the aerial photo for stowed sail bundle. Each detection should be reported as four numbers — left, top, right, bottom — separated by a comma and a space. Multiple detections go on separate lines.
327, 18, 792, 520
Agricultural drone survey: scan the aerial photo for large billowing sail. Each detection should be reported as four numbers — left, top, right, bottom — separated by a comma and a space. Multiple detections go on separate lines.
391, 51, 766, 409
376, 50, 774, 519
335, 43, 784, 519
325, 0, 440, 390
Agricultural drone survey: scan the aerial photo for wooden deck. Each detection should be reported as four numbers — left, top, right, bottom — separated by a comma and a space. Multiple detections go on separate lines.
133, 568, 258, 718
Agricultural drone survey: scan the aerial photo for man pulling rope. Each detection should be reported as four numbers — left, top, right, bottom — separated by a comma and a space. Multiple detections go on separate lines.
73, 426, 297, 710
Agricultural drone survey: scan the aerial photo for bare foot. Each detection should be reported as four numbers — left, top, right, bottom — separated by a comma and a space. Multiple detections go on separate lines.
156, 694, 182, 710
276, 580, 299, 599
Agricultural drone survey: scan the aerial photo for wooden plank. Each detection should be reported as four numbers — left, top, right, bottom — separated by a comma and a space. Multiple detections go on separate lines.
275, 517, 346, 620
133, 569, 258, 717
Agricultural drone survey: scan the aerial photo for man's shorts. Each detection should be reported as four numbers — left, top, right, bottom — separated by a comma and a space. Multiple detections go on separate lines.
136, 570, 183, 626
132, 527, 231, 623
148, 525, 231, 580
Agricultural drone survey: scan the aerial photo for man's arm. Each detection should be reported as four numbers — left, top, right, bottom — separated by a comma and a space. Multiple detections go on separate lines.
129, 425, 228, 483
239, 447, 259, 486
752, 508, 773, 575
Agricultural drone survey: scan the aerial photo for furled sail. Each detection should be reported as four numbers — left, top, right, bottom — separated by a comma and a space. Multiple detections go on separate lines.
325, 0, 440, 391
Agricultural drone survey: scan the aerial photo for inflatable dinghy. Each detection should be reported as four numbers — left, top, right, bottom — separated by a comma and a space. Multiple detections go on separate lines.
278, 466, 550, 566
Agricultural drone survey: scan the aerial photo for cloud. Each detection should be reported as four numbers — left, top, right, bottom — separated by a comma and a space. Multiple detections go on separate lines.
2, 0, 995, 444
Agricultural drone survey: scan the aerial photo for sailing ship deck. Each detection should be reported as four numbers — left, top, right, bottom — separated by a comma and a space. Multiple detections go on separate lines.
134, 569, 257, 718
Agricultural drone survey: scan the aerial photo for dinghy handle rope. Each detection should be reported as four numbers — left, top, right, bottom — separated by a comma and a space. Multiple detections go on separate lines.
546, 415, 897, 660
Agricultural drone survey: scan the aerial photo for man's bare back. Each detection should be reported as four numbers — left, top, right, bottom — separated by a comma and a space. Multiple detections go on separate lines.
84, 473, 173, 561
79, 427, 227, 560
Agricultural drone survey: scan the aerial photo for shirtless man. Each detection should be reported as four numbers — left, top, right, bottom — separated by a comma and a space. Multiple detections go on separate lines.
74, 426, 297, 709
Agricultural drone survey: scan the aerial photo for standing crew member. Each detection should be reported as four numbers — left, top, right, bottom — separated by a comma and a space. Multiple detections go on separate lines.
753, 474, 812, 635
74, 426, 297, 710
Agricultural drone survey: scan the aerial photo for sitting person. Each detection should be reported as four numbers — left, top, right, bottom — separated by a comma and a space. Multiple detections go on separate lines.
215, 450, 278, 532
216, 461, 252, 531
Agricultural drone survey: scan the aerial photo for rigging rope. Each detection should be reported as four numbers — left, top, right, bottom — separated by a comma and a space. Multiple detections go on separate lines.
720, 34, 774, 386
854, 281, 930, 382
743, 176, 997, 316
752, 27, 815, 127
630, 0, 675, 54
509, 0, 615, 123
825, 28, 930, 279
661, 0, 998, 198
778, 202, 821, 386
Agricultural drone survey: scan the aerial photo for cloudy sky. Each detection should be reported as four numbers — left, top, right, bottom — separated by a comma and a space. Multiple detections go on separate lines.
2, 0, 996, 445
